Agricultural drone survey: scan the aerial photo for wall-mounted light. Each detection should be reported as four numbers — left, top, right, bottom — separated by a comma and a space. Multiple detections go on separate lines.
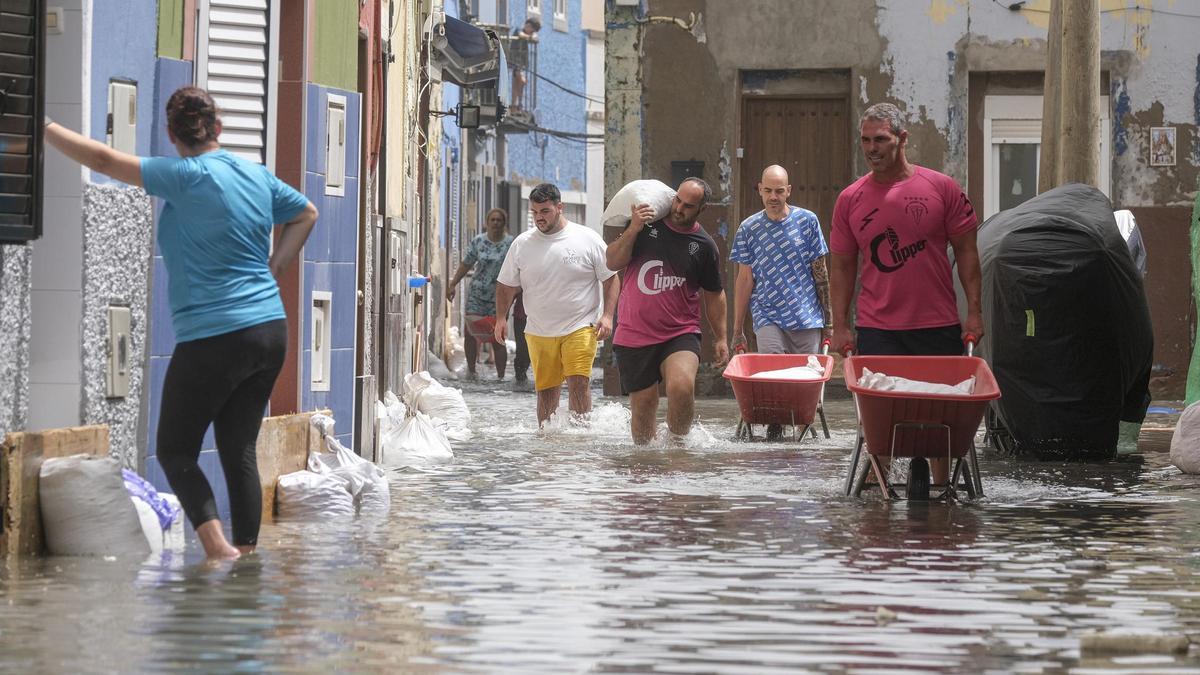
455, 103, 480, 129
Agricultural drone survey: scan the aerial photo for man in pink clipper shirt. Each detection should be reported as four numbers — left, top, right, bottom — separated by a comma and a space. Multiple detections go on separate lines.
829, 102, 984, 499
606, 178, 729, 444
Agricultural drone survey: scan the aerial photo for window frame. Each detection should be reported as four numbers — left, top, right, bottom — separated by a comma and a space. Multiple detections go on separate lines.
982, 95, 1111, 219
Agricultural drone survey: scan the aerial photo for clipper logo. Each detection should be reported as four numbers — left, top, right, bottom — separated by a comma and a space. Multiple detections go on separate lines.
636, 260, 687, 295
869, 226, 927, 273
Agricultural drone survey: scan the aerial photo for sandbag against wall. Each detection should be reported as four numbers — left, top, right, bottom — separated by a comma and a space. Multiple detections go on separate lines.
1170, 401, 1200, 474
39, 454, 151, 557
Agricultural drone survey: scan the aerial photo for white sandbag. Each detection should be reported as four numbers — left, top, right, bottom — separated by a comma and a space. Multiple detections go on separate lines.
601, 179, 676, 230
446, 326, 468, 375
276, 470, 356, 520
160, 494, 185, 551
425, 349, 458, 381
1170, 401, 1200, 474
750, 356, 826, 380
311, 435, 391, 513
405, 371, 471, 426
751, 366, 824, 381
376, 390, 408, 457
130, 497, 164, 555
39, 454, 151, 557
384, 411, 454, 466
858, 367, 975, 395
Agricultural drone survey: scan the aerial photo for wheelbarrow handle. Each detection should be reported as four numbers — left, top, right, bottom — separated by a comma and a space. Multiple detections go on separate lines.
963, 333, 978, 357
821, 338, 831, 355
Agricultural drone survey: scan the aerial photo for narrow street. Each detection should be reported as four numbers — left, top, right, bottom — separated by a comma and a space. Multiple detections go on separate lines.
2, 387, 1196, 672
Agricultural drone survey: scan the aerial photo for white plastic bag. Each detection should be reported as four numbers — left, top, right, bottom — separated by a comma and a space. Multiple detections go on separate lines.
384, 411, 454, 466
405, 371, 471, 426
1170, 401, 1200, 474
160, 494, 185, 551
276, 470, 356, 520
425, 349, 458, 381
376, 390, 408, 455
858, 368, 975, 395
751, 355, 826, 380
311, 434, 391, 513
39, 454, 151, 557
601, 179, 676, 230
131, 497, 164, 554
446, 326, 468, 376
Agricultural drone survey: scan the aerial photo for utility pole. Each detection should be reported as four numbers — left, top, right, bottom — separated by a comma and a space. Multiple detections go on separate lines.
1040, 0, 1101, 191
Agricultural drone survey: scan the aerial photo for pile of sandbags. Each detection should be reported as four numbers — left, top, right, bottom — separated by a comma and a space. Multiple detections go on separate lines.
276, 414, 391, 520
404, 371, 471, 441
39, 454, 183, 557
376, 390, 453, 467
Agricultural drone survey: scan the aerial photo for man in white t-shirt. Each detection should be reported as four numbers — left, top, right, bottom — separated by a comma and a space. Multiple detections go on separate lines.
495, 183, 620, 425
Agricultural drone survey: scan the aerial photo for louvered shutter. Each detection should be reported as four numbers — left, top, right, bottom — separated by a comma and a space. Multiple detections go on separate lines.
0, 0, 44, 242
196, 0, 278, 168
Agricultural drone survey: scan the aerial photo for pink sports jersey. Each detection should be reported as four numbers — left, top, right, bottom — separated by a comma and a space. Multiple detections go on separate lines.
614, 220, 723, 348
830, 166, 977, 330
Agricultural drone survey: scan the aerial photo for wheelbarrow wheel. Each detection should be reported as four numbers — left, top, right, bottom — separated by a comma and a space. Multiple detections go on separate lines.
908, 457, 931, 501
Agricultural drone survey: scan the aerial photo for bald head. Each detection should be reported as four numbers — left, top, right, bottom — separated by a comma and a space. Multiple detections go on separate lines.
761, 165, 789, 184
758, 164, 792, 219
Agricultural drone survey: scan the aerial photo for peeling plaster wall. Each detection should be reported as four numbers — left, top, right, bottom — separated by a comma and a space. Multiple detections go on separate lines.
0, 245, 32, 438
80, 185, 154, 468
616, 0, 1200, 395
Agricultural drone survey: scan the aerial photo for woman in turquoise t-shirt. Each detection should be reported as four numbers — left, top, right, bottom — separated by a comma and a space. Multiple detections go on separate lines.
445, 208, 514, 379
44, 87, 318, 560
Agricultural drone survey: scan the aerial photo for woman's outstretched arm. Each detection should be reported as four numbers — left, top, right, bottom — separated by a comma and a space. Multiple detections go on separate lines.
43, 119, 144, 187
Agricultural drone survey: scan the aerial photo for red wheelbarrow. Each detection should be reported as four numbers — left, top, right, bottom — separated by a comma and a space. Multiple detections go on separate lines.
723, 351, 834, 443
843, 343, 1001, 499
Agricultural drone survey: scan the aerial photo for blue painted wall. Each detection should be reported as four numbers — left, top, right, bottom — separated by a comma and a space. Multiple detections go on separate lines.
89, 0, 160, 177
300, 84, 361, 450
504, 1, 588, 191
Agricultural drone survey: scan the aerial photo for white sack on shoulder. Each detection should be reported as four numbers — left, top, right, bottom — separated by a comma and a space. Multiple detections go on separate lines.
858, 367, 976, 395
39, 454, 151, 557
601, 180, 676, 230
385, 410, 454, 466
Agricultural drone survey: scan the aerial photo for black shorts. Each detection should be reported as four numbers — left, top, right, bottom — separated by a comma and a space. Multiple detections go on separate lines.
856, 324, 963, 356
613, 333, 701, 394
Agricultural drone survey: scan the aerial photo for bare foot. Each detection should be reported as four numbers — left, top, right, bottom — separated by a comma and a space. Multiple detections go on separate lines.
196, 519, 241, 560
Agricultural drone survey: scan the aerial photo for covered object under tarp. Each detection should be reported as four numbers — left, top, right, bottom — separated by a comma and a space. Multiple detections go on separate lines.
978, 183, 1152, 460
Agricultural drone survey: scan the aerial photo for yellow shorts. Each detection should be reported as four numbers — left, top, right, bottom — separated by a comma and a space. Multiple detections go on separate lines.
524, 326, 598, 391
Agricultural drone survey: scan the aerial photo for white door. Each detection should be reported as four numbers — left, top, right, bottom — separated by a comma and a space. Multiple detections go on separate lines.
195, 0, 280, 168
983, 95, 1111, 219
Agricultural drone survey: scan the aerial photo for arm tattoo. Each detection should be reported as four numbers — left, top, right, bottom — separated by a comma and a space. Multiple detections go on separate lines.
811, 257, 832, 327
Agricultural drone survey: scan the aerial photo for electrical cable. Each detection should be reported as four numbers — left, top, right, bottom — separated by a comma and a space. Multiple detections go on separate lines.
999, 1, 1200, 18
529, 71, 605, 105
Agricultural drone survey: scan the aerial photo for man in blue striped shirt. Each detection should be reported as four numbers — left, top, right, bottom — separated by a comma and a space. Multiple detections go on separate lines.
730, 164, 832, 359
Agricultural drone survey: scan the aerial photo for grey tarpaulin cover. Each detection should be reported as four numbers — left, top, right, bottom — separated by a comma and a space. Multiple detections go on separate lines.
978, 183, 1152, 459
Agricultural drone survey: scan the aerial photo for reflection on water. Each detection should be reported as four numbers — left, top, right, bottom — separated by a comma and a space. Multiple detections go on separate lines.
2, 389, 1199, 673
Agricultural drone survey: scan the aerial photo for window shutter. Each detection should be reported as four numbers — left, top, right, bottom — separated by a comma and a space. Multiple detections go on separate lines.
0, 0, 45, 243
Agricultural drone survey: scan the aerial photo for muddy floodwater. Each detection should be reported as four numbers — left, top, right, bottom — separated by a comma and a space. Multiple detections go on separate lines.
2, 385, 1198, 673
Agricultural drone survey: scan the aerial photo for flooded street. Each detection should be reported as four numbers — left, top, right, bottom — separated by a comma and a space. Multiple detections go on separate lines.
2, 386, 1199, 673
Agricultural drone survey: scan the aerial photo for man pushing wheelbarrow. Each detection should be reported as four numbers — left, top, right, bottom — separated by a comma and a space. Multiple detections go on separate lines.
829, 102, 986, 499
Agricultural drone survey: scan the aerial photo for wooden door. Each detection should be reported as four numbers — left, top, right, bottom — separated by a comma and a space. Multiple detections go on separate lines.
739, 97, 851, 233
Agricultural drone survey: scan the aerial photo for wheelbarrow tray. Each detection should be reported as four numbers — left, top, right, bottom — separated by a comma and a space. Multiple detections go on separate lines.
843, 355, 1000, 458
724, 353, 834, 427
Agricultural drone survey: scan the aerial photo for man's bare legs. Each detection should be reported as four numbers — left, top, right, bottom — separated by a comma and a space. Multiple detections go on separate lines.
662, 351, 699, 438
629, 386, 659, 444
536, 375, 592, 426
627, 351, 699, 444
536, 385, 560, 425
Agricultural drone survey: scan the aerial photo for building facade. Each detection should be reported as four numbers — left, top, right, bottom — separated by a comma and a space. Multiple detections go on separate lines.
608, 0, 1199, 397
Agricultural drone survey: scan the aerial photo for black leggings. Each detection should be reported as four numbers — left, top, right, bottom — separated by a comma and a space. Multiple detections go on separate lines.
157, 319, 286, 546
